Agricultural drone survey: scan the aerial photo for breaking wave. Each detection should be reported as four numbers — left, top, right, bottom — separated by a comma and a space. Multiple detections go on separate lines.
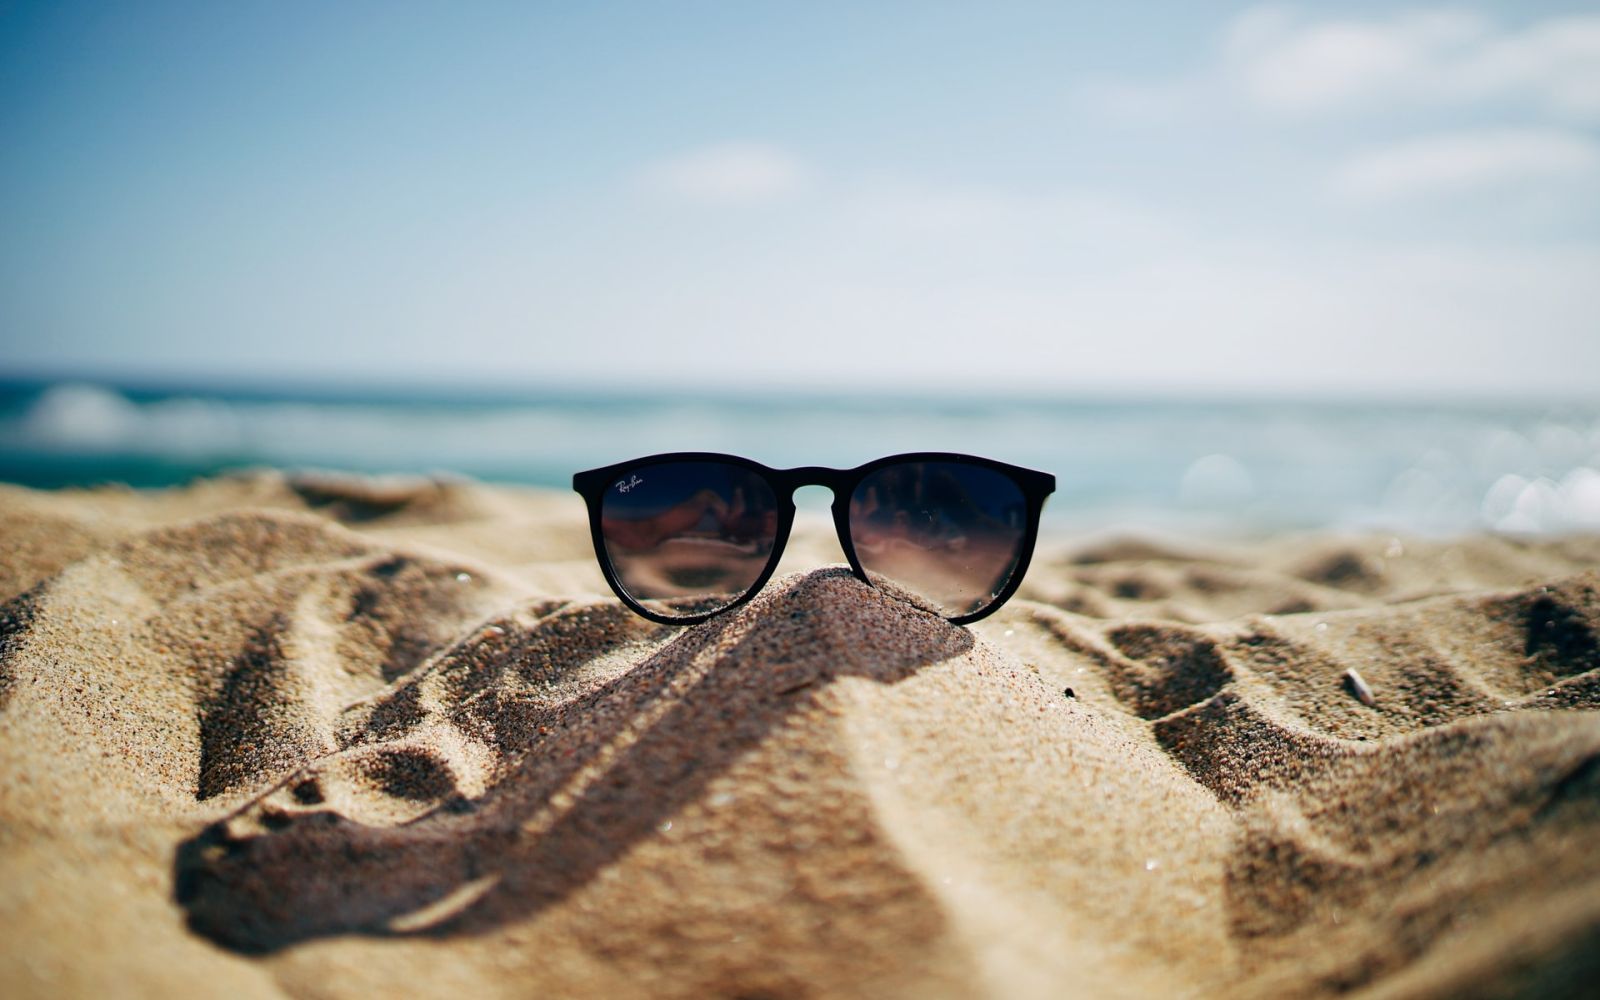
3, 380, 1599, 535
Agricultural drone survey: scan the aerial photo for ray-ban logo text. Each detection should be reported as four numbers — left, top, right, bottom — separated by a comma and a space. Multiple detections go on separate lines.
615, 474, 644, 493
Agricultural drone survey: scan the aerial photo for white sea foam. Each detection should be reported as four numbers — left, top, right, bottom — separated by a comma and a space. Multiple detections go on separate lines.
4, 381, 1599, 536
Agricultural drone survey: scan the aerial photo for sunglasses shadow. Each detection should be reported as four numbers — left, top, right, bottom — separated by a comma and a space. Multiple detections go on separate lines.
173, 566, 974, 954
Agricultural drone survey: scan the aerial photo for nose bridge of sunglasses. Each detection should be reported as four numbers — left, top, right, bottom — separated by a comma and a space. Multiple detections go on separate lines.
771, 483, 850, 577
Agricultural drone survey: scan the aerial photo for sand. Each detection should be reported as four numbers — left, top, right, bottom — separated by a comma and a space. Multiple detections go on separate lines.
2, 470, 1598, 998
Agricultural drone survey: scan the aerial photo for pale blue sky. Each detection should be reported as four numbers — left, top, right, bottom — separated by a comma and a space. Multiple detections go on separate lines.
3, 1, 1598, 395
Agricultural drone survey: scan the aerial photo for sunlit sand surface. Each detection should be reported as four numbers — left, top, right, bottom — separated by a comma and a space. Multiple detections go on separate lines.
2, 471, 1598, 997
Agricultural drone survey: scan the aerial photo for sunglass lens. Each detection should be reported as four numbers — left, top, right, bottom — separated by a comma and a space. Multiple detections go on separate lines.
848, 461, 1029, 618
600, 461, 780, 618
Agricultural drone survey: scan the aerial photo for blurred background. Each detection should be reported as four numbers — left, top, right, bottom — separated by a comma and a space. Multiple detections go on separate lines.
2, 1, 1597, 535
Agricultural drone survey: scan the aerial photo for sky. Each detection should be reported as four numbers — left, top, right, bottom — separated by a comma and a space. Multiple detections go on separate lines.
2, 1, 1598, 397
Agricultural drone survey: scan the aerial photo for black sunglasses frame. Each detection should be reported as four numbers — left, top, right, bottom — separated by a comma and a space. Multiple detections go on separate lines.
573, 452, 1056, 627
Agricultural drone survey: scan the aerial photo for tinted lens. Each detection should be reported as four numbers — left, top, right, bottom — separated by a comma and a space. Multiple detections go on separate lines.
848, 461, 1030, 618
599, 461, 780, 618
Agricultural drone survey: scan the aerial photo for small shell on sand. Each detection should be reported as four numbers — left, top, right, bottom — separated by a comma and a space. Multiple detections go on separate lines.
1343, 667, 1377, 708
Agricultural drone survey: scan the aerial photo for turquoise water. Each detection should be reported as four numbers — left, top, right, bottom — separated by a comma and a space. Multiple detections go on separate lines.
2, 377, 1597, 536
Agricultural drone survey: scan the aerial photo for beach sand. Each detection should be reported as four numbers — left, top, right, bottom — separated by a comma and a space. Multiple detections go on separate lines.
2, 471, 1598, 998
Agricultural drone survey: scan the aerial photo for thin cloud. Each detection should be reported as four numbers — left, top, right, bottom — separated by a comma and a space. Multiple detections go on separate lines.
1333, 127, 1600, 200
636, 142, 812, 204
1077, 6, 1600, 122
1225, 6, 1600, 118
842, 180, 1173, 240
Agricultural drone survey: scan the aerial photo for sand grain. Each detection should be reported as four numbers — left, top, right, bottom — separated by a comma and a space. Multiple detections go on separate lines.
2, 473, 1598, 998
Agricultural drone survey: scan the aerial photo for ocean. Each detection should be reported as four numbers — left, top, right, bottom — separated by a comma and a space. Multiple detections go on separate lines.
1, 376, 1597, 537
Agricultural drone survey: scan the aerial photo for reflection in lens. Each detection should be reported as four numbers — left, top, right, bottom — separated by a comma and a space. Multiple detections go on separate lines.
600, 462, 780, 618
848, 461, 1028, 618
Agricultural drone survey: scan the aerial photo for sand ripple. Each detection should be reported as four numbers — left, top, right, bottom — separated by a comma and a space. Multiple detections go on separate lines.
1, 474, 1598, 998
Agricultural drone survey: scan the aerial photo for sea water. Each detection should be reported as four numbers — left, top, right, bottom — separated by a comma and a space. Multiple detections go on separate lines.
1, 377, 1597, 537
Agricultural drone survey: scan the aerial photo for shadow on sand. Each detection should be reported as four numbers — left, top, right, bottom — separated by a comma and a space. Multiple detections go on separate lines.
175, 568, 972, 953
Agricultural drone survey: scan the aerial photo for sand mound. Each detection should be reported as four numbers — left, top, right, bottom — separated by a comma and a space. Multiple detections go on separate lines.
2, 477, 1599, 998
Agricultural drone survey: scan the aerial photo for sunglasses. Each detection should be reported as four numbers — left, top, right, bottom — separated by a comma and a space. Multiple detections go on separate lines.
573, 453, 1056, 625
